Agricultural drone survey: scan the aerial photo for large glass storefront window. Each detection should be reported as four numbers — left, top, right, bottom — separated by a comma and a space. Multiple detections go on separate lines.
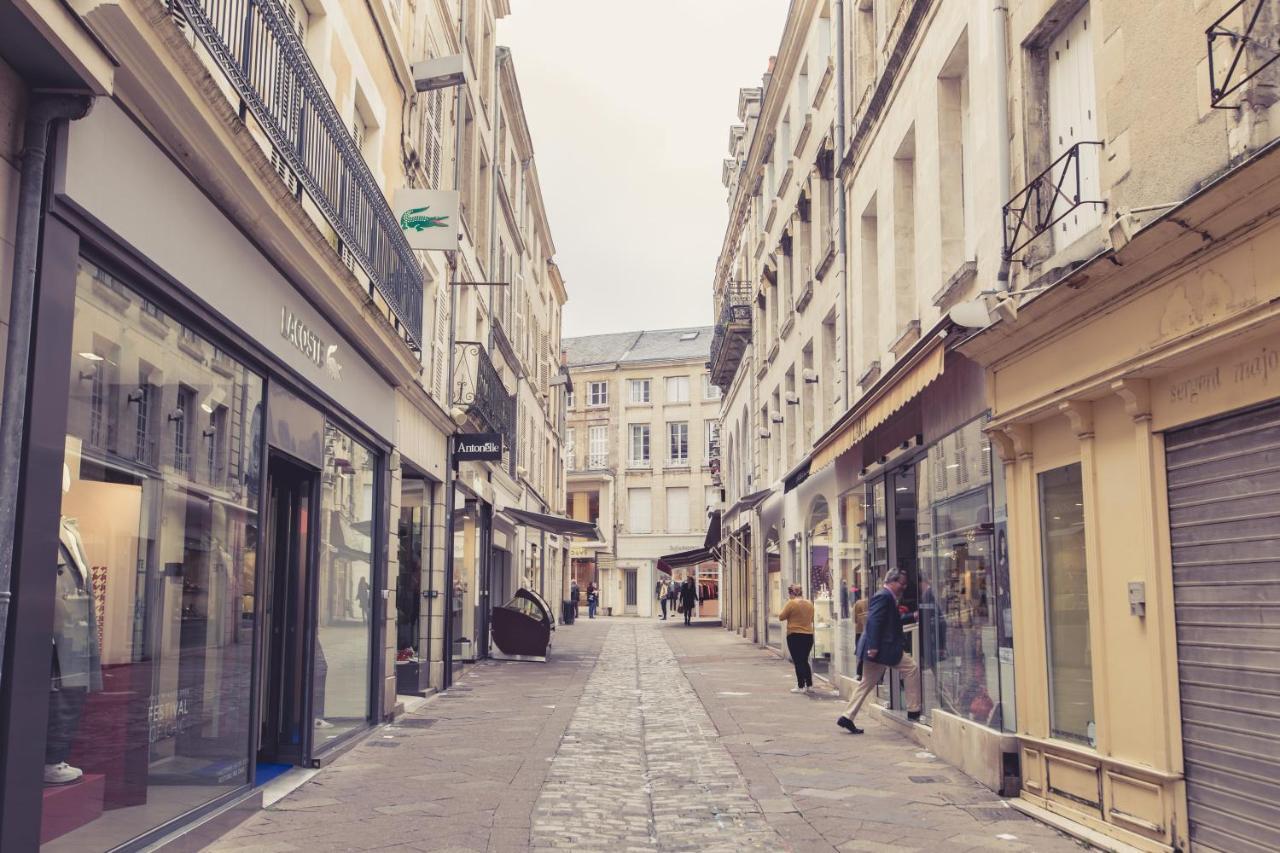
312, 425, 375, 745
808, 499, 833, 676
764, 528, 782, 650
835, 491, 866, 679
44, 260, 263, 849
1039, 463, 1094, 746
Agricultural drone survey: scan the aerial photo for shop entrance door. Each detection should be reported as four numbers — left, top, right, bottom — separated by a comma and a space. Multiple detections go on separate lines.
257, 455, 318, 770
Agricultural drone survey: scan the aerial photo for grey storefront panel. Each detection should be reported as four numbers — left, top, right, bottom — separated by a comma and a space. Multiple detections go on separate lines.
1166, 402, 1280, 853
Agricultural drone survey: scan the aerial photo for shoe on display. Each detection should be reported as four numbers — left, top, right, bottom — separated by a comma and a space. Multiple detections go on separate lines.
314, 718, 335, 729
907, 711, 922, 722
44, 762, 83, 785
790, 686, 806, 693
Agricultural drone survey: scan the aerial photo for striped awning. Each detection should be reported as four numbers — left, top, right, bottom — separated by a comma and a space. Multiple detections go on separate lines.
811, 340, 946, 473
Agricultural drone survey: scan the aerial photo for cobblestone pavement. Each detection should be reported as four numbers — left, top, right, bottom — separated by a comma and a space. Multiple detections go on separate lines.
530, 622, 779, 851
207, 618, 1086, 852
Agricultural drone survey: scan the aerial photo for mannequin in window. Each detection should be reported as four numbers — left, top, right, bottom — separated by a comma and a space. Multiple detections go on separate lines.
46, 517, 102, 785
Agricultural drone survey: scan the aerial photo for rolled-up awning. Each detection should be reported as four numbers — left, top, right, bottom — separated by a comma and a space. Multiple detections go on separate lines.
501, 507, 603, 541
811, 337, 945, 473
703, 511, 722, 551
659, 546, 715, 569
723, 487, 773, 526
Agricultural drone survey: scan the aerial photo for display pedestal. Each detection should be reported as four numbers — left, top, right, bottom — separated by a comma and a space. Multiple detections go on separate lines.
395, 660, 424, 696
40, 773, 106, 843
70, 663, 151, 808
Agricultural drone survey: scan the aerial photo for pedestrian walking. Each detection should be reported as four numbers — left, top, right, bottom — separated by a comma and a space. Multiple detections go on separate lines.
778, 584, 815, 693
571, 581, 581, 619
587, 583, 599, 619
656, 578, 670, 619
667, 579, 679, 614
680, 576, 697, 625
839, 578, 850, 620
357, 577, 370, 624
837, 569, 922, 735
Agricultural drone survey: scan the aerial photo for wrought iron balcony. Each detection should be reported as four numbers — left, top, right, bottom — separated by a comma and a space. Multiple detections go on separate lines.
453, 341, 516, 456
1003, 141, 1105, 260
1207, 1, 1280, 109
171, 0, 424, 348
709, 282, 753, 390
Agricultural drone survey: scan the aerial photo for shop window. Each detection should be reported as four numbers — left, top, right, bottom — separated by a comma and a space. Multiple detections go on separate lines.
1038, 462, 1095, 746
765, 528, 783, 650
313, 423, 376, 743
808, 499, 834, 677
44, 259, 265, 849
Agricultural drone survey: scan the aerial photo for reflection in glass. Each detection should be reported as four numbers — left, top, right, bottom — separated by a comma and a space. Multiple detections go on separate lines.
312, 424, 375, 745
764, 529, 783, 650
1039, 463, 1094, 745
45, 260, 262, 850
835, 491, 865, 679
808, 499, 833, 676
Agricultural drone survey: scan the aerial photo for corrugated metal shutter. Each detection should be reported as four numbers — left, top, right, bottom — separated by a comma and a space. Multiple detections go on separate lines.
1166, 402, 1280, 853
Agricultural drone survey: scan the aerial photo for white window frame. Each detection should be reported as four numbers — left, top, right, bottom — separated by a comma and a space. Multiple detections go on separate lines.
629, 378, 651, 404
702, 373, 722, 400
665, 375, 690, 404
705, 419, 720, 461
588, 381, 609, 407
565, 427, 576, 469
629, 423, 651, 466
588, 425, 608, 469
667, 421, 689, 465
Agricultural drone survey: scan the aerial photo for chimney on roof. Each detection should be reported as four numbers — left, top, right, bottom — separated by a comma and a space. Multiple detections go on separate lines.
767, 55, 776, 73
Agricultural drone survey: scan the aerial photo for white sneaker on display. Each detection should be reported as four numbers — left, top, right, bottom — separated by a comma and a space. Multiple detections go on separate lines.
44, 762, 83, 785
789, 687, 806, 693
314, 718, 335, 729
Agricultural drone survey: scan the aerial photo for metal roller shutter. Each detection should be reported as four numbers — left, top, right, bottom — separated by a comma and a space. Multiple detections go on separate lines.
1166, 402, 1280, 853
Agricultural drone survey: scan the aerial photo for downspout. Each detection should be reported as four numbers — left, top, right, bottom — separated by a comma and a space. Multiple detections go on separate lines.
0, 93, 93, 692
442, 0, 467, 689
833, 0, 852, 407
994, 0, 1012, 291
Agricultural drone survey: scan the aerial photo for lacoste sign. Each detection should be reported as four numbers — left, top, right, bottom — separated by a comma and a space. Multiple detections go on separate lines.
393, 189, 460, 251
281, 306, 343, 381
454, 432, 502, 462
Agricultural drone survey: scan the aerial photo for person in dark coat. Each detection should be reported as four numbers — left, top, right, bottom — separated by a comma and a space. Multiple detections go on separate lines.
836, 568, 922, 734
680, 576, 698, 625
570, 581, 581, 618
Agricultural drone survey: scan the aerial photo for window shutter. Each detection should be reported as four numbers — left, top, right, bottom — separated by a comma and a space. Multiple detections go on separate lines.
431, 289, 450, 400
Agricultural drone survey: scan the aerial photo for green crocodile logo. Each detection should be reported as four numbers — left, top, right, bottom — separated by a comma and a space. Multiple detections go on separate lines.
400, 205, 449, 232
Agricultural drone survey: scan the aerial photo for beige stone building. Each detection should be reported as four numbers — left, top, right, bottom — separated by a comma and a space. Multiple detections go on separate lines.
564, 328, 722, 618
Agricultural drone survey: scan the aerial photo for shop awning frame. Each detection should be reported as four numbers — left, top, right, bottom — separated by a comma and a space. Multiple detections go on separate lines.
703, 510, 721, 551
659, 546, 716, 569
500, 507, 603, 541
811, 330, 947, 473
723, 487, 773, 527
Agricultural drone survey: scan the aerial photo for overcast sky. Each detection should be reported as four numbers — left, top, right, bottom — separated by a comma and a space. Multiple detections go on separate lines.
500, 1, 786, 338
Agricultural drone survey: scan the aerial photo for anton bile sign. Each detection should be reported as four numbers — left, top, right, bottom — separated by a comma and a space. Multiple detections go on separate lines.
454, 432, 502, 462
393, 189, 460, 251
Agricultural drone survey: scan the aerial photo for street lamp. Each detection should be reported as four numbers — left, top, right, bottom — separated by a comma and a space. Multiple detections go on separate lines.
412, 55, 467, 93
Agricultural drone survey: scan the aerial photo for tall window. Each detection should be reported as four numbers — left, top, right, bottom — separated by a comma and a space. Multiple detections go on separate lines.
588, 425, 608, 469
667, 421, 689, 465
588, 381, 608, 407
702, 373, 722, 400
666, 487, 689, 532
1039, 463, 1094, 746
665, 375, 689, 403
174, 386, 195, 473
704, 419, 720, 462
705, 485, 721, 509
629, 424, 651, 466
133, 383, 152, 464
628, 487, 652, 534
566, 389, 574, 409
629, 378, 651, 403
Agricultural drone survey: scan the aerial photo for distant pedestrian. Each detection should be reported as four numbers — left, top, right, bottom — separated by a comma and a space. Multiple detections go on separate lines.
680, 576, 697, 625
778, 584, 815, 693
587, 583, 599, 619
837, 569, 922, 735
656, 579, 670, 620
571, 581, 581, 618
357, 577, 370, 624
839, 578, 850, 620
667, 579, 679, 613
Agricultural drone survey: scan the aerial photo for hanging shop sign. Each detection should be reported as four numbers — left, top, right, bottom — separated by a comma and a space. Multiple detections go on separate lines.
454, 432, 503, 462
393, 189, 460, 251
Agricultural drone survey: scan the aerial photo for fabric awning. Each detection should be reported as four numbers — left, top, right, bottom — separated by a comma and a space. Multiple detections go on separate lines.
811, 339, 946, 473
659, 547, 715, 569
723, 487, 773, 526
783, 459, 811, 493
501, 507, 602, 541
702, 511, 722, 551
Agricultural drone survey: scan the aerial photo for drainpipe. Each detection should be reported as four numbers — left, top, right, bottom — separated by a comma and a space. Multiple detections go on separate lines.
833, 0, 852, 408
994, 0, 1012, 291
0, 93, 93, 693
441, 0, 467, 689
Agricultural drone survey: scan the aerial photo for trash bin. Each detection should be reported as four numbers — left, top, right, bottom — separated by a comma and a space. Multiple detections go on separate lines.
561, 600, 575, 625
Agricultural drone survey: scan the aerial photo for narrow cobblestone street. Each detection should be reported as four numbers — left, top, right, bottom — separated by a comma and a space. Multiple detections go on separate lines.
208, 620, 1085, 852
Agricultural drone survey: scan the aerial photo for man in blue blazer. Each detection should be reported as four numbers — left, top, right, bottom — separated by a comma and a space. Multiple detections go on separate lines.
836, 568, 922, 734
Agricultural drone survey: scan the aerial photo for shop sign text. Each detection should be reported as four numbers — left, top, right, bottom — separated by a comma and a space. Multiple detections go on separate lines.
281, 306, 343, 381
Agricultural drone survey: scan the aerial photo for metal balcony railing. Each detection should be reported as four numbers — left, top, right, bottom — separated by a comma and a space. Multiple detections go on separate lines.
171, 0, 424, 348
1002, 141, 1105, 260
453, 341, 516, 456
1207, 1, 1280, 108
709, 281, 753, 387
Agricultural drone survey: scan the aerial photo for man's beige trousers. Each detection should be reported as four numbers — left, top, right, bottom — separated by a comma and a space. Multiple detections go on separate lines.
840, 653, 921, 721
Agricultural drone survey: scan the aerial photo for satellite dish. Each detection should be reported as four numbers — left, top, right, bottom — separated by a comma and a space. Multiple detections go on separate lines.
949, 299, 993, 329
